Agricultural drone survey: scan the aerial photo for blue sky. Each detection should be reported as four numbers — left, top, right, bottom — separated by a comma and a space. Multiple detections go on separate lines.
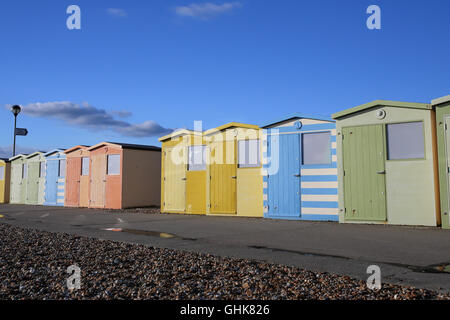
0, 0, 449, 157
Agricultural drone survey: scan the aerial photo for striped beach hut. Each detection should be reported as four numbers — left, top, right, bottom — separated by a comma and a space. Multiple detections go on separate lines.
262, 115, 338, 221
44, 149, 66, 206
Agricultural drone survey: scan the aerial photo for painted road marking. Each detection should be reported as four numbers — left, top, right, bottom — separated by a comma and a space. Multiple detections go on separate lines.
40, 213, 50, 218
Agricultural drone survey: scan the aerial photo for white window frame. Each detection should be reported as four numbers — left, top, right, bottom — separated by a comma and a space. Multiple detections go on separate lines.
188, 145, 207, 171
58, 159, 66, 177
386, 121, 425, 160
22, 164, 27, 179
39, 162, 46, 178
238, 139, 260, 168
107, 154, 121, 176
302, 131, 332, 166
81, 157, 89, 176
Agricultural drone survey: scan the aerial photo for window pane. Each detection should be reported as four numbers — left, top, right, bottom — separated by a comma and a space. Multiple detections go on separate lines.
39, 162, 46, 178
248, 139, 260, 166
387, 122, 424, 160
22, 164, 27, 179
81, 157, 89, 176
238, 139, 260, 168
107, 154, 121, 175
238, 140, 247, 166
59, 160, 66, 177
302, 132, 331, 165
188, 146, 206, 171
0, 166, 4, 181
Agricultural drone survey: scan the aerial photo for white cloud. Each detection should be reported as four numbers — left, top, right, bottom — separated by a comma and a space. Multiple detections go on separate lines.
18, 101, 173, 138
175, 2, 242, 19
106, 8, 128, 17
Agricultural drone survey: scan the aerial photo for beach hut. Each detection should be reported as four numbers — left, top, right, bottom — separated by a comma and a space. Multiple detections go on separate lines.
44, 149, 66, 206
204, 123, 263, 217
159, 129, 207, 215
87, 142, 161, 209
432, 94, 450, 229
64, 145, 90, 207
0, 159, 11, 203
25, 152, 46, 205
261, 115, 338, 221
332, 100, 440, 226
9, 154, 28, 204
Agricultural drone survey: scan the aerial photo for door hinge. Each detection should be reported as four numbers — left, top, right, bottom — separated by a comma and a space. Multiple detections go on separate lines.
343, 170, 346, 176
344, 207, 346, 213
445, 124, 448, 131
448, 167, 450, 173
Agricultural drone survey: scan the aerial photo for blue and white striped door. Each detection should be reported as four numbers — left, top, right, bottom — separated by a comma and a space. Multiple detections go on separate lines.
267, 134, 301, 218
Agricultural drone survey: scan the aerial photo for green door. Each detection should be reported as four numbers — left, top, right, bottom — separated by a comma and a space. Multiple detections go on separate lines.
26, 162, 40, 204
343, 125, 387, 221
444, 116, 450, 226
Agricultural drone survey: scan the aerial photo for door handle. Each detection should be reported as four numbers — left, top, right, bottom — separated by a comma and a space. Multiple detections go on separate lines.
377, 170, 386, 174
231, 176, 237, 179
293, 174, 301, 177
181, 178, 187, 181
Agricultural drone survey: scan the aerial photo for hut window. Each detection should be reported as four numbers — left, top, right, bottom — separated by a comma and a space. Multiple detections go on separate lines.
22, 164, 27, 179
302, 132, 331, 165
188, 146, 206, 171
107, 154, 121, 175
81, 157, 89, 176
387, 122, 424, 160
58, 160, 66, 177
39, 162, 46, 178
238, 139, 260, 168
0, 166, 4, 181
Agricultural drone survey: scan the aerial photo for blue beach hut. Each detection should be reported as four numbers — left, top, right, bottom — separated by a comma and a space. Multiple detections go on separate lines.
262, 115, 338, 221
44, 149, 66, 206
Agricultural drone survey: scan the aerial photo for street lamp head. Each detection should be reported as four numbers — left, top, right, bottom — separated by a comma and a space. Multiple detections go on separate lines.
11, 105, 21, 116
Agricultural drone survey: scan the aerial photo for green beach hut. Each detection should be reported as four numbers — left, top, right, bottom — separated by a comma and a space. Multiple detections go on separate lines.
332, 100, 441, 227
25, 152, 46, 205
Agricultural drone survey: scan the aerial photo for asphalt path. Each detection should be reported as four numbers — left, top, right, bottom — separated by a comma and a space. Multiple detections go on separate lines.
1, 204, 449, 292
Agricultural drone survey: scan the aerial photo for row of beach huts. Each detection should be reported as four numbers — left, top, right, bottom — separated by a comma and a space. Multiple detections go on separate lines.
1, 97, 450, 229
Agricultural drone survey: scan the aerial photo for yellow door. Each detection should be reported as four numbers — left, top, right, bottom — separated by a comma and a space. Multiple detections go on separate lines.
0, 163, 5, 203
163, 147, 186, 212
186, 145, 207, 214
210, 139, 237, 214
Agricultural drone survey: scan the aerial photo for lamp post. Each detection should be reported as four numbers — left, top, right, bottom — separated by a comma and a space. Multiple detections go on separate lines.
11, 105, 21, 157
